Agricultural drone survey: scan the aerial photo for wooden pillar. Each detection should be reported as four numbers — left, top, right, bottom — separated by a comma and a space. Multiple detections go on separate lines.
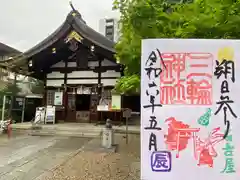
97, 58, 102, 99
63, 59, 68, 122
42, 75, 47, 106
8, 73, 17, 118
97, 57, 103, 122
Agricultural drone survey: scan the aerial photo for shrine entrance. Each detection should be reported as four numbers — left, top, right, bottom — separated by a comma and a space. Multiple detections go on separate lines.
75, 94, 91, 123
76, 94, 90, 111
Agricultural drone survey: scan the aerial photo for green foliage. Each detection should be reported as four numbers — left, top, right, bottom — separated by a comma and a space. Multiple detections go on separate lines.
113, 0, 240, 94
113, 74, 140, 95
0, 81, 21, 120
5, 83, 21, 95
30, 78, 44, 94
0, 83, 21, 97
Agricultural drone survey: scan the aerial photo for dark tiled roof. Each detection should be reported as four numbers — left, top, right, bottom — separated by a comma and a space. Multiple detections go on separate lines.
0, 42, 21, 55
72, 11, 115, 53
0, 9, 116, 75
17, 10, 115, 60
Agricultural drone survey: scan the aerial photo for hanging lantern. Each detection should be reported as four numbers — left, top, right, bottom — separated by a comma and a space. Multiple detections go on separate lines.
91, 45, 95, 52
52, 48, 56, 54
28, 60, 33, 67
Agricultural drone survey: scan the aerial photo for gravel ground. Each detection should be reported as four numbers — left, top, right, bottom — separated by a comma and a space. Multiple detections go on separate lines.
41, 134, 140, 180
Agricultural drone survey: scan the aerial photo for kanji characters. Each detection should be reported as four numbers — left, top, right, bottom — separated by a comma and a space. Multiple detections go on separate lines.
186, 73, 212, 105
151, 151, 172, 172
143, 49, 163, 152
160, 52, 213, 105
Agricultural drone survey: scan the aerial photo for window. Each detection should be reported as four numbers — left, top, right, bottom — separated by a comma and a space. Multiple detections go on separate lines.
106, 19, 114, 23
0, 68, 9, 81
0, 56, 8, 61
68, 94, 76, 110
105, 25, 114, 41
106, 34, 114, 41
47, 90, 54, 105
105, 26, 114, 35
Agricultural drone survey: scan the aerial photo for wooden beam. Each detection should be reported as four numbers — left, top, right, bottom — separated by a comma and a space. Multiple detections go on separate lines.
97, 56, 103, 123
46, 77, 118, 80
45, 65, 122, 74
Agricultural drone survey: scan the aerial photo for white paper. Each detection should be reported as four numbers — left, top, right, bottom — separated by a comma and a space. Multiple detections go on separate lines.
141, 39, 240, 180
34, 107, 45, 123
97, 105, 109, 111
45, 106, 55, 123
54, 92, 63, 105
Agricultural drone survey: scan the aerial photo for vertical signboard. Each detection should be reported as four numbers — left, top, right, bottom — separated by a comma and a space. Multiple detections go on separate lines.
54, 92, 63, 106
141, 39, 240, 180
45, 105, 55, 124
111, 94, 121, 110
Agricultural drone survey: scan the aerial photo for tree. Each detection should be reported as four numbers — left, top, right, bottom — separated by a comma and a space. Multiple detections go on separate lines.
0, 75, 21, 120
113, 0, 240, 94
29, 78, 44, 94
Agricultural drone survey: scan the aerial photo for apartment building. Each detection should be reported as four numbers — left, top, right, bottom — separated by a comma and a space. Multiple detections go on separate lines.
99, 18, 120, 42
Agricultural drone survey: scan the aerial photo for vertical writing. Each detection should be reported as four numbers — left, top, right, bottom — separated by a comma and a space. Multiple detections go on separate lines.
214, 57, 236, 138
214, 47, 237, 173
143, 49, 163, 151
221, 134, 235, 173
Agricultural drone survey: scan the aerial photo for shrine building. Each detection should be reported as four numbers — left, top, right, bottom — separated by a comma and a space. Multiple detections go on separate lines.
0, 6, 124, 123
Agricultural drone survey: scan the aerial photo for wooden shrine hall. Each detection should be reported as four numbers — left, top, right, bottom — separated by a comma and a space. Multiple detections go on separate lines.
0, 5, 124, 123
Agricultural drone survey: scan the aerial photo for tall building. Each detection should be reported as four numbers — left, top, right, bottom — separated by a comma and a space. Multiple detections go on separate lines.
99, 18, 120, 42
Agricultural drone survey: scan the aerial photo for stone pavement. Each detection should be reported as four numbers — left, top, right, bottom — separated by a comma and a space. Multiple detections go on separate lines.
0, 133, 90, 180
11, 122, 140, 136
40, 134, 140, 180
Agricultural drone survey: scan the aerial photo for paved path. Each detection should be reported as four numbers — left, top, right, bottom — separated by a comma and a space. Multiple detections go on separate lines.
41, 134, 140, 180
0, 134, 90, 180
11, 123, 140, 135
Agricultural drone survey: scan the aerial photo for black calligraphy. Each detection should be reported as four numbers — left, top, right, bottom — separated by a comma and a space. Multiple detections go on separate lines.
149, 133, 158, 151
143, 49, 165, 151
144, 90, 161, 113
214, 59, 235, 82
214, 58, 237, 139
145, 116, 162, 130
214, 49, 237, 174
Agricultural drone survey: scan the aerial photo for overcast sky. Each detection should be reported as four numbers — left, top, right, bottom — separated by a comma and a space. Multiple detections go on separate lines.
0, 0, 119, 52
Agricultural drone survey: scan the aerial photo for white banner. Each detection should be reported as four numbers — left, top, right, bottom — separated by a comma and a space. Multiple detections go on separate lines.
54, 92, 63, 106
141, 39, 240, 180
45, 105, 55, 123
